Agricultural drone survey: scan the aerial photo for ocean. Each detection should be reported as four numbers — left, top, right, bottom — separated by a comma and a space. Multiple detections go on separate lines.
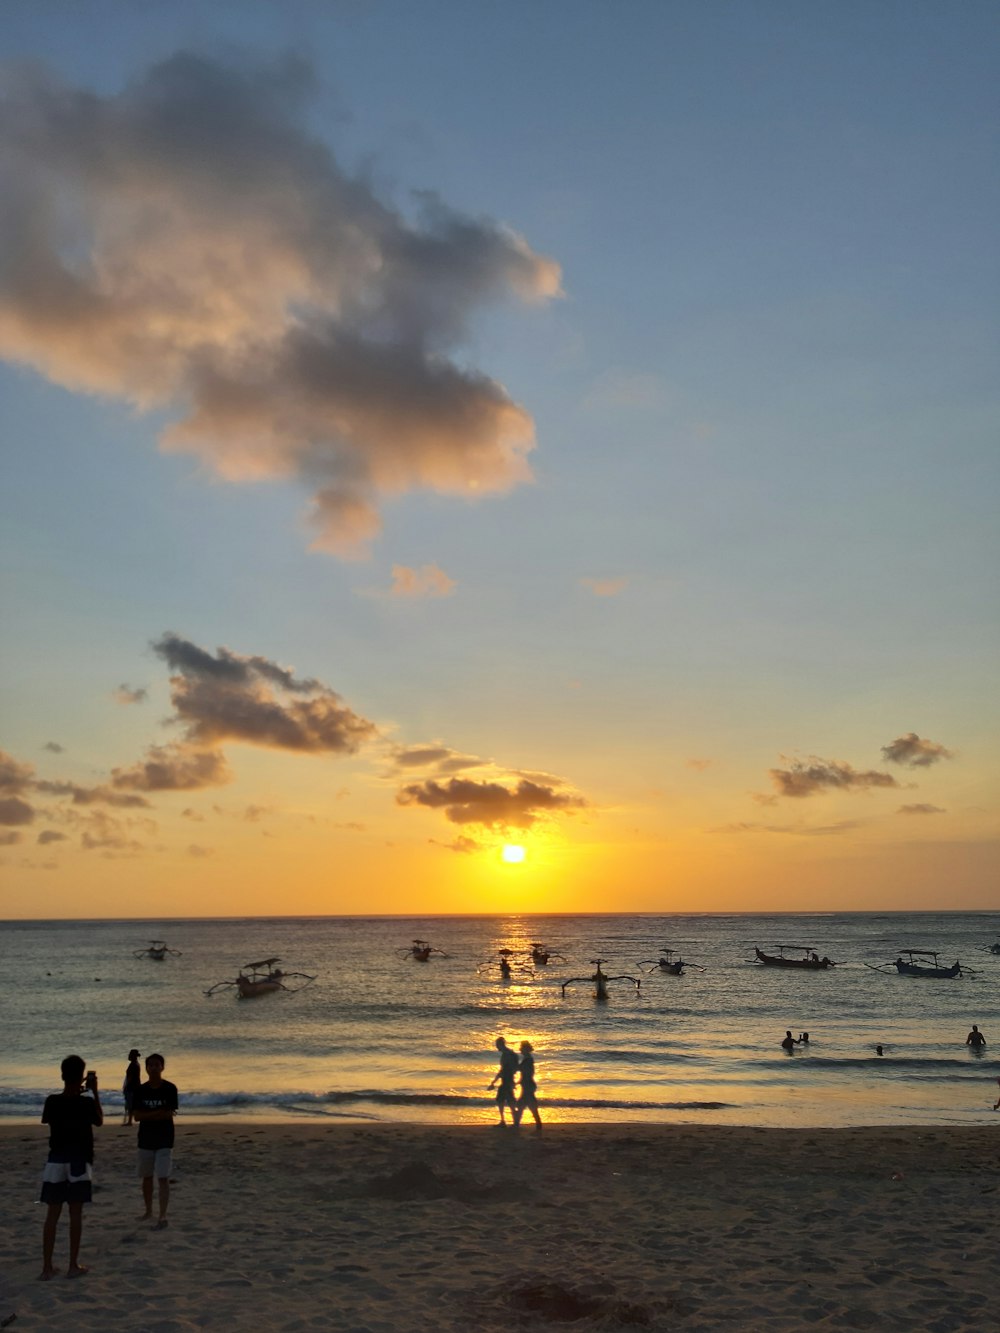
2, 912, 997, 1128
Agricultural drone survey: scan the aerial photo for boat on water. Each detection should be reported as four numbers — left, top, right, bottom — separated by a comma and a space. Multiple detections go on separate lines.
204, 957, 316, 998
134, 940, 181, 960
397, 939, 447, 962
638, 948, 700, 975
529, 942, 566, 965
890, 950, 963, 979
561, 958, 641, 1001
754, 945, 835, 970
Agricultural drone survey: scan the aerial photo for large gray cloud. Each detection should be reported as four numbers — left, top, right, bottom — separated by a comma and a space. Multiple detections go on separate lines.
397, 775, 586, 829
881, 733, 954, 768
112, 634, 378, 792
767, 757, 900, 800
0, 53, 560, 556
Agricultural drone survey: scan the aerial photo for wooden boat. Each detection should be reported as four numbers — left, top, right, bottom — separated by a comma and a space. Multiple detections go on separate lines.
397, 939, 447, 962
891, 950, 962, 979
204, 957, 316, 998
529, 942, 566, 965
754, 945, 835, 970
134, 940, 181, 960
638, 948, 693, 975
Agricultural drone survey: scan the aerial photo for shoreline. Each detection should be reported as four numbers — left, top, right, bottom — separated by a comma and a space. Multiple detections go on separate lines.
2, 1122, 997, 1330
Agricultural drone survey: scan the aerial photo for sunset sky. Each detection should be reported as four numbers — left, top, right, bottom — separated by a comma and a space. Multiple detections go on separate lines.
1, 1, 997, 918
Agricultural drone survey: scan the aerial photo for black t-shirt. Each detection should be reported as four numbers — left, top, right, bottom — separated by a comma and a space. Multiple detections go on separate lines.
42, 1092, 100, 1162
134, 1079, 179, 1150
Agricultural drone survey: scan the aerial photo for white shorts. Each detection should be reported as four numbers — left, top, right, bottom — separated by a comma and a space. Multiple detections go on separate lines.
137, 1148, 172, 1178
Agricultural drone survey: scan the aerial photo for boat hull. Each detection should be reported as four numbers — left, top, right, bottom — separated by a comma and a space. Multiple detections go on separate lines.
894, 960, 961, 978
755, 948, 833, 969
236, 977, 284, 998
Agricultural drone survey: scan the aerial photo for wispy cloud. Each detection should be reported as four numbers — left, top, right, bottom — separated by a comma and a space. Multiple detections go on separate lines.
389, 743, 485, 775
723, 819, 862, 837
112, 684, 148, 705
42, 741, 64, 754
897, 803, 946, 816
386, 564, 457, 599
580, 576, 628, 597
0, 53, 560, 557
765, 756, 900, 800
881, 733, 954, 768
685, 757, 713, 772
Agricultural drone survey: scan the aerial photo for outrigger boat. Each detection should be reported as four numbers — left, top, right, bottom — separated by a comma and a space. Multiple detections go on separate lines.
529, 942, 566, 965
754, 945, 835, 970
866, 950, 965, 979
561, 958, 641, 1001
397, 939, 448, 962
638, 947, 703, 975
479, 948, 528, 981
134, 940, 181, 960
204, 957, 316, 998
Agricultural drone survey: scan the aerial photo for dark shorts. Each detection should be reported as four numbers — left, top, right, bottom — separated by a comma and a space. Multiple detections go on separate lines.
40, 1158, 93, 1205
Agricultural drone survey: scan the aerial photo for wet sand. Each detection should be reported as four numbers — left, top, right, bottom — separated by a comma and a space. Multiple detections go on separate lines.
1, 1121, 996, 1330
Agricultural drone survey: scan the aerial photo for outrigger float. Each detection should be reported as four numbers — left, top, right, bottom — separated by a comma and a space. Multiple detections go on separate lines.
204, 957, 316, 998
754, 945, 836, 970
397, 939, 448, 962
638, 947, 703, 975
561, 958, 641, 1001
866, 950, 967, 979
134, 940, 181, 960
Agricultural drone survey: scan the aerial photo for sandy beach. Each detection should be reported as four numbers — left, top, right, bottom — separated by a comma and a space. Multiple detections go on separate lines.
0, 1120, 996, 1331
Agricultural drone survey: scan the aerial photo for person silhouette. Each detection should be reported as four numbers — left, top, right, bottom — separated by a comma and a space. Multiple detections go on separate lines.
781, 1031, 798, 1053
965, 1024, 986, 1049
487, 1037, 519, 1126
513, 1040, 542, 1131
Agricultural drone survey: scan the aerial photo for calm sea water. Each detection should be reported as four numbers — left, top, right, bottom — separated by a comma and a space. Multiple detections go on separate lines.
1, 913, 997, 1128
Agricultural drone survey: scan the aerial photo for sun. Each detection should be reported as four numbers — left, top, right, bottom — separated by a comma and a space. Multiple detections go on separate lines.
501, 844, 526, 864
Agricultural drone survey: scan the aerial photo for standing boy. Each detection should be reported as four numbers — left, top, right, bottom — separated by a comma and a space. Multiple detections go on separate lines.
134, 1053, 178, 1229
39, 1054, 103, 1280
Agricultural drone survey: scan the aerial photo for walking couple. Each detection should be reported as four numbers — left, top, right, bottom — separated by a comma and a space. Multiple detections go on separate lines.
488, 1036, 541, 1130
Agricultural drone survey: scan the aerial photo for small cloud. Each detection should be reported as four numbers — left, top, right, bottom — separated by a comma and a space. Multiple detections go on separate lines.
897, 803, 946, 816
0, 830, 22, 846
766, 756, 900, 800
580, 577, 628, 597
722, 820, 862, 837
0, 796, 35, 826
685, 758, 713, 772
113, 745, 232, 793
35, 780, 151, 808
187, 844, 214, 857
386, 564, 457, 599
113, 684, 148, 705
390, 743, 485, 775
432, 834, 483, 853
397, 775, 586, 830
881, 733, 954, 768
43, 741, 65, 753
37, 830, 67, 845
181, 808, 205, 821
243, 805, 271, 823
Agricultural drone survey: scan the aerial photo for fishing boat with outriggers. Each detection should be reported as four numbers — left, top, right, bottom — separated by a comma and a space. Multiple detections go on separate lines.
638, 947, 704, 975
397, 939, 448, 962
866, 950, 965, 979
134, 940, 181, 960
754, 945, 836, 970
204, 957, 317, 998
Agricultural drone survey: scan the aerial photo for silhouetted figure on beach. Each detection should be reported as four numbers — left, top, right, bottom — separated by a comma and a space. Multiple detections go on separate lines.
875, 1044, 884, 1057
39, 1054, 103, 1280
781, 1031, 798, 1052
122, 1049, 141, 1126
488, 1037, 519, 1126
798, 1032, 810, 1045
965, 1024, 986, 1049
513, 1040, 542, 1131
134, 1053, 178, 1229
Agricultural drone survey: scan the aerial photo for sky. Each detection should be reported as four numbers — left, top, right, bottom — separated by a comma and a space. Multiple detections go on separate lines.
0, 0, 997, 918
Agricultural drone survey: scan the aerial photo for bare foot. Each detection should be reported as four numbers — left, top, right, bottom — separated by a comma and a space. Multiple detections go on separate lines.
38, 1266, 60, 1281
67, 1264, 89, 1278
153, 1218, 169, 1230
137, 1212, 153, 1221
